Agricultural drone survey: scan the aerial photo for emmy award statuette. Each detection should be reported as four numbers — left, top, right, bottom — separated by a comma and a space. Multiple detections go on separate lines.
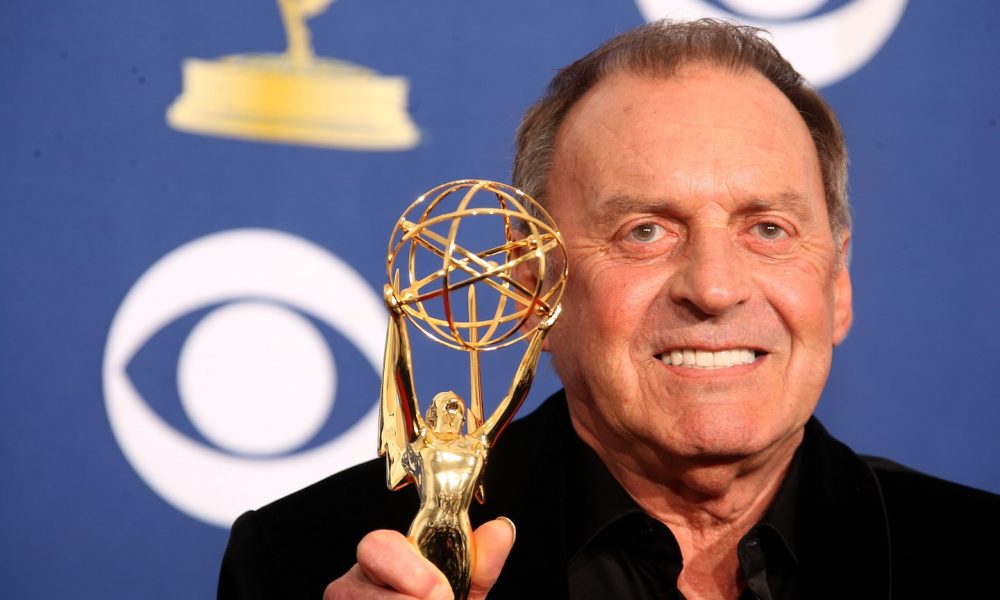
379, 180, 567, 599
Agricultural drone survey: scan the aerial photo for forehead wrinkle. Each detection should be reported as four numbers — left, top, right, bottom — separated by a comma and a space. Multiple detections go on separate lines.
593, 117, 666, 178
566, 79, 668, 172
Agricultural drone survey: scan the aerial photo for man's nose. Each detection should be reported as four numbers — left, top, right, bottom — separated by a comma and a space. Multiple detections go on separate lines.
667, 227, 751, 316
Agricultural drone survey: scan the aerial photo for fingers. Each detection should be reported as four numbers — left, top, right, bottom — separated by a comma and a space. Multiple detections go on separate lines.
468, 518, 516, 600
324, 530, 452, 600
324, 564, 415, 600
324, 521, 515, 600
358, 530, 453, 599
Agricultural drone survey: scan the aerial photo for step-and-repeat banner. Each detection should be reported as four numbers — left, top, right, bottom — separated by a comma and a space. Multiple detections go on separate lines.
3, 0, 998, 596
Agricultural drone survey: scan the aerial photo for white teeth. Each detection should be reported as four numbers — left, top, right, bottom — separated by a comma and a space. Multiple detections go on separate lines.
660, 348, 757, 368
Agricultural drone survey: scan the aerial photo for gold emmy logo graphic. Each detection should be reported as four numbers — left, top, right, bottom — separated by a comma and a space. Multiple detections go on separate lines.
166, 0, 420, 150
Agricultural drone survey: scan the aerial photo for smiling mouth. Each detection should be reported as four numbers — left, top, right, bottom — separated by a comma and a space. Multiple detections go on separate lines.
659, 348, 761, 369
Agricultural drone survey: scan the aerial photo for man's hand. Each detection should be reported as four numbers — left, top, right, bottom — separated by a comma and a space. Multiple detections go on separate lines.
324, 518, 516, 600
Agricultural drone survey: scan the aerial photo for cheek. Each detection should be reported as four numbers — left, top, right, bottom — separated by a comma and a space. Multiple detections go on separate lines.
546, 263, 662, 376
567, 263, 665, 338
759, 265, 837, 343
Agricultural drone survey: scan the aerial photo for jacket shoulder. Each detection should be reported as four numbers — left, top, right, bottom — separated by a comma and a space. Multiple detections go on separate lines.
865, 455, 1000, 529
218, 458, 417, 599
863, 455, 1000, 594
253, 456, 418, 561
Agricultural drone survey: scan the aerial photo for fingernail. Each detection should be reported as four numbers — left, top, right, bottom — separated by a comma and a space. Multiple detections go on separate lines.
496, 516, 516, 545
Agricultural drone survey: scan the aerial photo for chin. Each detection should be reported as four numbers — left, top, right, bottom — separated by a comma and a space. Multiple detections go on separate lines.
661, 409, 791, 460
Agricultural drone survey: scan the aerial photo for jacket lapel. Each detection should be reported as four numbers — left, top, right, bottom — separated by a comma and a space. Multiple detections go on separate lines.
795, 419, 892, 598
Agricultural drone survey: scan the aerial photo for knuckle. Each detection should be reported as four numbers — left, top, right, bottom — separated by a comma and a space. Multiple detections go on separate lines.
322, 579, 347, 600
323, 565, 366, 600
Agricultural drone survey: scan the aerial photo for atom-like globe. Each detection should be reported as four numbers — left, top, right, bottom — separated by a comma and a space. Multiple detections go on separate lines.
386, 180, 567, 352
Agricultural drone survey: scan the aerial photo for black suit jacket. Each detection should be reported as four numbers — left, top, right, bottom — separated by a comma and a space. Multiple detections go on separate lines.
219, 392, 1000, 598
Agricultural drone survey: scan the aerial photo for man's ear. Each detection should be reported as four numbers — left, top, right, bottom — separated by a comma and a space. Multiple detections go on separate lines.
832, 232, 853, 346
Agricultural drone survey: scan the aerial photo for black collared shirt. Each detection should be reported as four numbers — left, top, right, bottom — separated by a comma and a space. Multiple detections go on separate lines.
565, 435, 802, 600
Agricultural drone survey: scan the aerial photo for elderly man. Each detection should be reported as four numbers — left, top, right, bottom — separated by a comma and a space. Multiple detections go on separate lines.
219, 20, 1000, 599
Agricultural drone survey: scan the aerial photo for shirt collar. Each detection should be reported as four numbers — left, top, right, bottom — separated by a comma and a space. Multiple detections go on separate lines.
564, 432, 643, 560
565, 429, 802, 564
754, 441, 802, 563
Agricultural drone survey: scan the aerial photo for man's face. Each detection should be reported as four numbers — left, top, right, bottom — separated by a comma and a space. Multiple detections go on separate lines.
542, 67, 852, 465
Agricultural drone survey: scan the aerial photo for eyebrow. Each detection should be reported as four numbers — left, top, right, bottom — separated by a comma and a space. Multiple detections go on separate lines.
736, 189, 818, 223
592, 195, 679, 229
592, 188, 818, 228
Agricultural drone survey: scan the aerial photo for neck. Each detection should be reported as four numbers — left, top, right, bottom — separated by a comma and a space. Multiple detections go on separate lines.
569, 410, 802, 599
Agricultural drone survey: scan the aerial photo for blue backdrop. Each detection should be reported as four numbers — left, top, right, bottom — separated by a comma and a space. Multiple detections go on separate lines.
2, 0, 998, 597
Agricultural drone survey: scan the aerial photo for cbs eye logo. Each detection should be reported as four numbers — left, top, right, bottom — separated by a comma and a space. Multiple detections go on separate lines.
635, 0, 908, 87
102, 229, 385, 527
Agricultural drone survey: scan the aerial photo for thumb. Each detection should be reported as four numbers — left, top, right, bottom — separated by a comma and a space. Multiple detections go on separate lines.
468, 517, 516, 600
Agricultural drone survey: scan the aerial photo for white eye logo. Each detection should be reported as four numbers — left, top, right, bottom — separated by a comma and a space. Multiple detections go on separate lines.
102, 229, 385, 528
634, 0, 908, 87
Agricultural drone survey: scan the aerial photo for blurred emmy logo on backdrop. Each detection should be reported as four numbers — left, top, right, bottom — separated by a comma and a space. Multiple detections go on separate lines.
166, 0, 420, 150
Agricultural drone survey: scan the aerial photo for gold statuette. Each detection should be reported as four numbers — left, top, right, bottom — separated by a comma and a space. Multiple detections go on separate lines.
379, 180, 567, 599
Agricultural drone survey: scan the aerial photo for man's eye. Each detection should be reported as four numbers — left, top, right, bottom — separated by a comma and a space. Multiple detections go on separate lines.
628, 223, 664, 243
753, 222, 787, 240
